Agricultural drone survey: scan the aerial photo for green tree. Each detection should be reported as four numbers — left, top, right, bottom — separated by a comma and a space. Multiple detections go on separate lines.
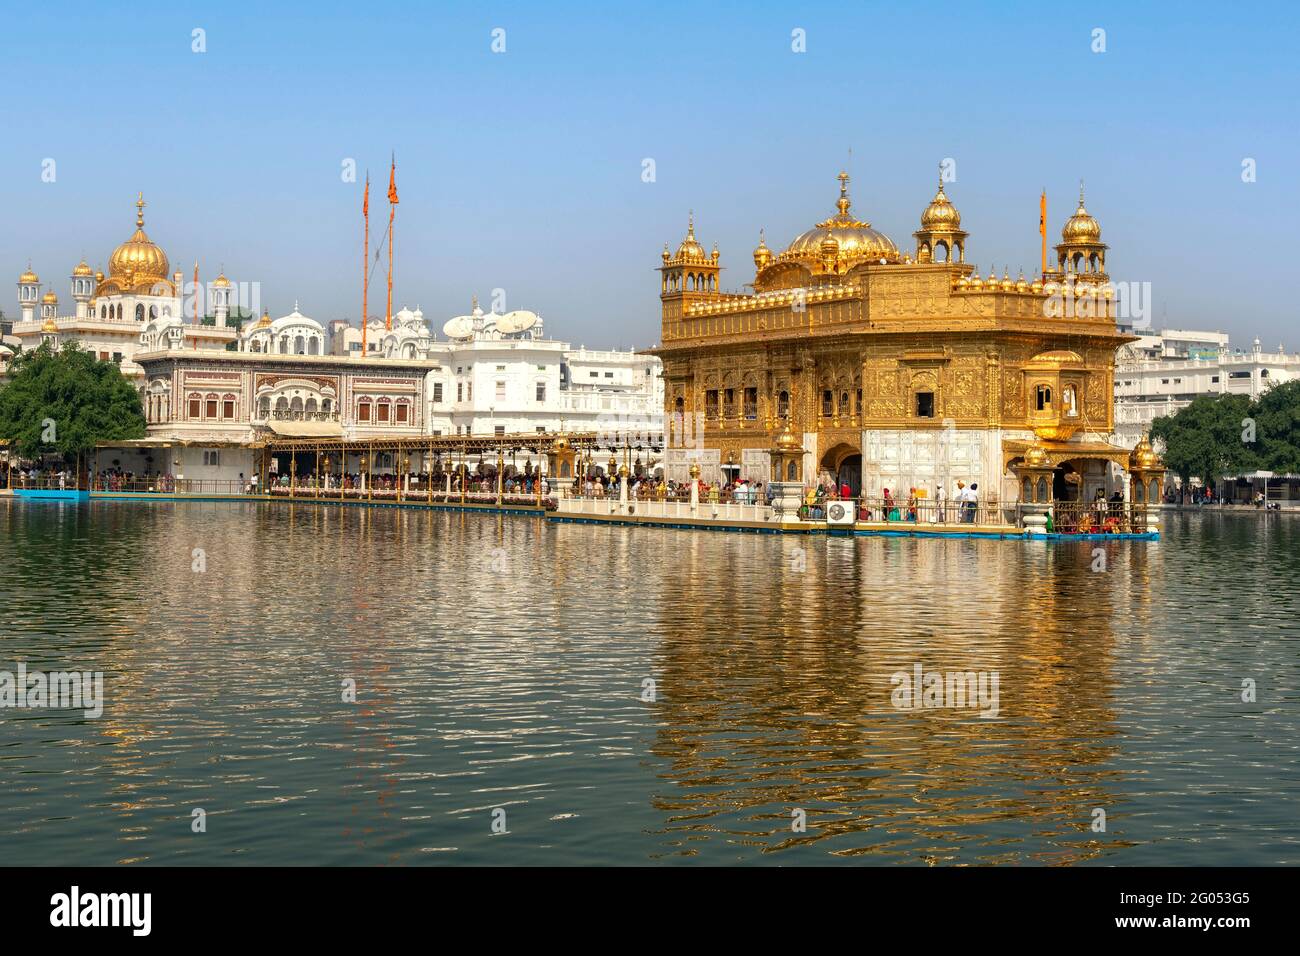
0, 340, 145, 460
1251, 378, 1300, 475
1150, 393, 1258, 484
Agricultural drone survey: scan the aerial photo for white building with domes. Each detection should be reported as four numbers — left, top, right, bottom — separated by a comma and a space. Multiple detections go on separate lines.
11, 194, 238, 376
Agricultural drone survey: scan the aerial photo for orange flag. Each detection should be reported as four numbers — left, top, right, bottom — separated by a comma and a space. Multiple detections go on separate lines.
387, 157, 399, 205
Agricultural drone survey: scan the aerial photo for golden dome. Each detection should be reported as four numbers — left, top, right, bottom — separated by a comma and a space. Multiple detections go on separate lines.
920, 177, 962, 230
108, 193, 170, 285
753, 229, 773, 271
41, 290, 58, 304
41, 317, 58, 334
212, 272, 231, 288
19, 266, 38, 284
1062, 185, 1102, 243
256, 309, 272, 328
781, 171, 898, 271
674, 214, 707, 259
1129, 435, 1160, 471
1022, 443, 1049, 467
73, 259, 93, 276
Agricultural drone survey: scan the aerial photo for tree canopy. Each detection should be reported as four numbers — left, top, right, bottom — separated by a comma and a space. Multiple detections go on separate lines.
0, 340, 146, 459
1151, 380, 1300, 483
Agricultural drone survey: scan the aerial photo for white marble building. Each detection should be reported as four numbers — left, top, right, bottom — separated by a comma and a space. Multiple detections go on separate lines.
1114, 331, 1300, 445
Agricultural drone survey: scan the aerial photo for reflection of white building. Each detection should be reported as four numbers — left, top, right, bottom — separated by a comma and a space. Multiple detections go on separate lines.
1114, 330, 1300, 445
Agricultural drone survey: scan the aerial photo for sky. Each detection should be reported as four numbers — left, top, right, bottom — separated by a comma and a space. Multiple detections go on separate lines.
2, 0, 1297, 350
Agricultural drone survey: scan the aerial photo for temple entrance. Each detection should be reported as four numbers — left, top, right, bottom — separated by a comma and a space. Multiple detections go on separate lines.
819, 443, 861, 497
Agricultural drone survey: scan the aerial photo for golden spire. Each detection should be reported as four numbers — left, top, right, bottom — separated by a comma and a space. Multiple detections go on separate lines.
136, 192, 146, 228
836, 170, 851, 216
687, 210, 695, 239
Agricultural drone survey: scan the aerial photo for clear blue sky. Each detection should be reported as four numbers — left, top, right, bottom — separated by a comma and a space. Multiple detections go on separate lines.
3, 0, 1297, 349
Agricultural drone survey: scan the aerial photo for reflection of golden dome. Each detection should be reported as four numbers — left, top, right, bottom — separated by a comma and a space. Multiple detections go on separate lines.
41, 317, 58, 334
73, 259, 93, 276
674, 214, 707, 259
1062, 186, 1101, 243
108, 193, 170, 284
41, 290, 58, 304
19, 266, 38, 284
781, 171, 898, 270
920, 179, 961, 230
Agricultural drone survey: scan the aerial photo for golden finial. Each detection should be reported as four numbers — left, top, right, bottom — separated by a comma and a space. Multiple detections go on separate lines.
1079, 179, 1086, 207
136, 192, 146, 228
687, 210, 695, 239
937, 162, 946, 192
836, 170, 851, 216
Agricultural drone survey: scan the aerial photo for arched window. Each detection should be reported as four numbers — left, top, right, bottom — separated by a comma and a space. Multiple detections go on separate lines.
395, 400, 410, 424
358, 399, 372, 422
934, 240, 949, 263
322, 398, 332, 415
100, 305, 107, 319
149, 305, 158, 320
777, 390, 789, 418
1063, 384, 1078, 417
275, 396, 289, 415
377, 399, 391, 423
188, 393, 202, 419
290, 396, 304, 415
309, 338, 320, 355
135, 304, 145, 321
222, 394, 236, 419
294, 334, 305, 355
250, 340, 261, 353
205, 393, 219, 419
1035, 385, 1052, 411
258, 396, 271, 418
305, 397, 318, 414
279, 335, 289, 353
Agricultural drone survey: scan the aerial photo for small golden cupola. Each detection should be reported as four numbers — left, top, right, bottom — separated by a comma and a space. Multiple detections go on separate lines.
660, 213, 720, 298
753, 229, 773, 273
1055, 182, 1108, 283
913, 166, 968, 263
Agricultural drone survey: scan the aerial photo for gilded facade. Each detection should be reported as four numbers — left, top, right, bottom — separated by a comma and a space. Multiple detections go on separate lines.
652, 172, 1134, 504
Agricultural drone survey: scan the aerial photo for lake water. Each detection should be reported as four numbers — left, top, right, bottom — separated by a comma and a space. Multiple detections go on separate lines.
1, 499, 1297, 865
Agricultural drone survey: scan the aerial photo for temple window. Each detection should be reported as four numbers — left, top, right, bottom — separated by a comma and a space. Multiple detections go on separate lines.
135, 304, 145, 321
743, 387, 757, 419
188, 395, 201, 418
822, 390, 834, 417
396, 402, 409, 424
915, 391, 935, 418
1035, 385, 1052, 411
723, 388, 735, 418
377, 400, 391, 423
205, 395, 218, 418
839, 391, 850, 418
222, 395, 236, 419
705, 389, 719, 420
777, 390, 789, 418
1063, 384, 1079, 417
358, 400, 371, 422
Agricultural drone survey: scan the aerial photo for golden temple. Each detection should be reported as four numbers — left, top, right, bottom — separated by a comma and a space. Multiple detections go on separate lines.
652, 169, 1146, 508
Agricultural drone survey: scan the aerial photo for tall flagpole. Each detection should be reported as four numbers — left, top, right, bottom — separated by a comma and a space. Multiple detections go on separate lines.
1039, 189, 1047, 275
386, 153, 398, 331
361, 172, 370, 358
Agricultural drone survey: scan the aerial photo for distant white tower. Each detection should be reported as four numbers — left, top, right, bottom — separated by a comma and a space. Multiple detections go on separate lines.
212, 272, 232, 327
71, 259, 94, 319
18, 265, 39, 324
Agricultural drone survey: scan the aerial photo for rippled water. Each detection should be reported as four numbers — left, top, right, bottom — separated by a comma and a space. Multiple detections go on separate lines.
1, 499, 1297, 865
